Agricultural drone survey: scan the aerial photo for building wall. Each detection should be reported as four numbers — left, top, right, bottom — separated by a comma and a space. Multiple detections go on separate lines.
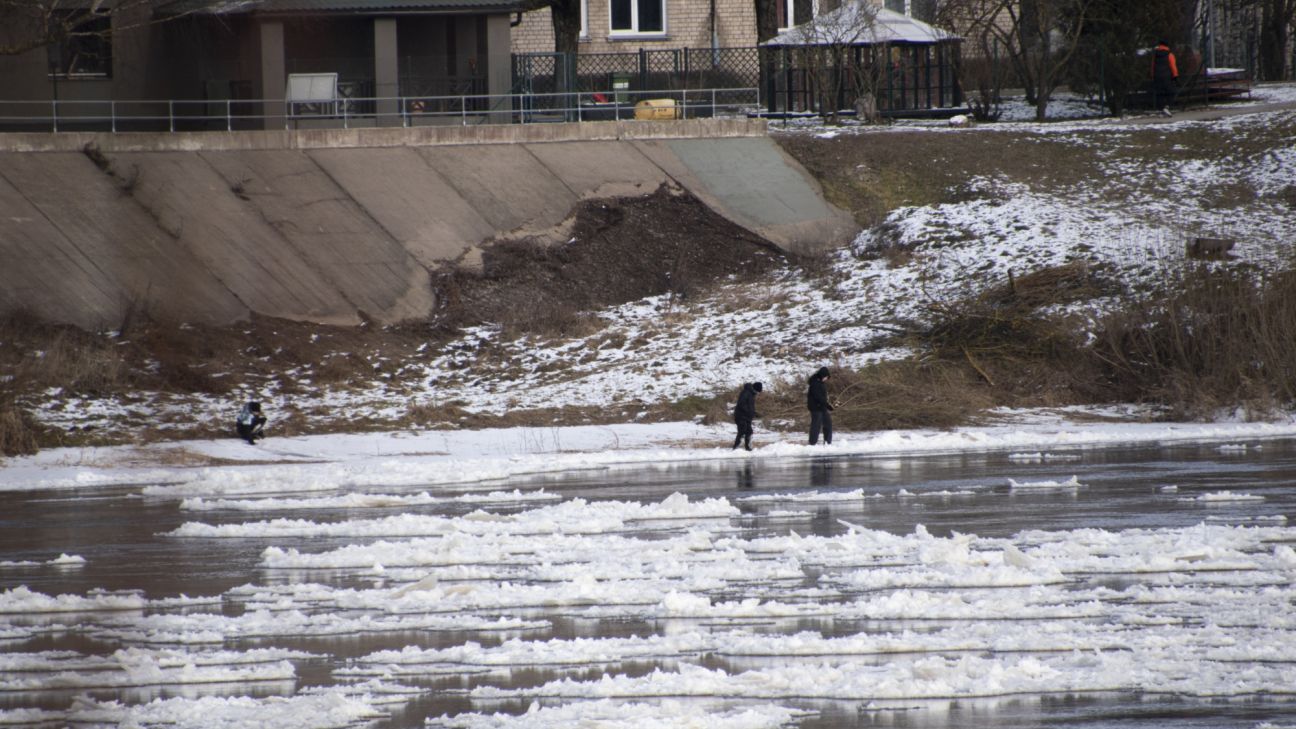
512, 0, 760, 54
0, 11, 510, 108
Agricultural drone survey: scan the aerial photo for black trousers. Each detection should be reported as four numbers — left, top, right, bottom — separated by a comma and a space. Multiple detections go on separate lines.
237, 417, 266, 443
809, 410, 833, 445
733, 416, 753, 449
1153, 79, 1177, 109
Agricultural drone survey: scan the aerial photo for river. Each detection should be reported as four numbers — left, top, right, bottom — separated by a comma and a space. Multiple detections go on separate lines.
2, 438, 1294, 728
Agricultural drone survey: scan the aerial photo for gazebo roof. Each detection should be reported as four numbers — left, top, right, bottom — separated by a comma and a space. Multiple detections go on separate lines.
764, 4, 958, 46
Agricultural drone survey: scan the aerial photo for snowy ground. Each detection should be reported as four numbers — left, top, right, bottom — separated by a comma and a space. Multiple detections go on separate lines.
23, 85, 1296, 435
3, 417, 1296, 727
6, 409, 1296, 494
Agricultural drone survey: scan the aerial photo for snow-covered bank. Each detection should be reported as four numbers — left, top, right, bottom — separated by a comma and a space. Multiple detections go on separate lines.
4, 411, 1296, 494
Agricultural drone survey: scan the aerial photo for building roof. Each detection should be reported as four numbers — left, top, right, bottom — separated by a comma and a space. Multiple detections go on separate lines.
160, 0, 519, 15
764, 3, 958, 46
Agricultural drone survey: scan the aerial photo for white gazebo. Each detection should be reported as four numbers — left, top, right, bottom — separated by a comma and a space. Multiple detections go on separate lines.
763, 3, 963, 117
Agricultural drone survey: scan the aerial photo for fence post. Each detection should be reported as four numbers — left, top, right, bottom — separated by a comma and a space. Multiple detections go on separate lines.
111, 101, 117, 133
462, 96, 467, 125
712, 88, 717, 117
227, 99, 232, 132
51, 99, 57, 133
169, 100, 175, 132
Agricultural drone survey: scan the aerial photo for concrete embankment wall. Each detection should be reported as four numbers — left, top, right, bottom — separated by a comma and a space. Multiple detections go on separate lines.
0, 119, 857, 330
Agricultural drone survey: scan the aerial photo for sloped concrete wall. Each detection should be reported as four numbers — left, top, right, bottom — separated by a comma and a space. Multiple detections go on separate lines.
0, 152, 248, 330
0, 120, 857, 329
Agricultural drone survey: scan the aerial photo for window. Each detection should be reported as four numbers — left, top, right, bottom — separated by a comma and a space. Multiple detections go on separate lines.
776, 0, 817, 30
47, 12, 112, 78
609, 0, 665, 35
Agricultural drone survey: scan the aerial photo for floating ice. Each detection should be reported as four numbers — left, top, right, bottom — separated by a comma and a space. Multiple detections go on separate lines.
1008, 476, 1082, 489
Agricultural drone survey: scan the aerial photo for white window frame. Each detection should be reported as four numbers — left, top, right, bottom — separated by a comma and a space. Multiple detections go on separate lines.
777, 0, 820, 31
607, 0, 667, 38
581, 0, 588, 39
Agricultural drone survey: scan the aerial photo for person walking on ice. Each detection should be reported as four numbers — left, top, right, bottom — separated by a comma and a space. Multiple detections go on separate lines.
807, 366, 833, 445
236, 401, 267, 445
732, 381, 762, 451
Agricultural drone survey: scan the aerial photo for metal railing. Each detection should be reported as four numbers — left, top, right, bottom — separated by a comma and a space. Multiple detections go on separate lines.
0, 87, 761, 133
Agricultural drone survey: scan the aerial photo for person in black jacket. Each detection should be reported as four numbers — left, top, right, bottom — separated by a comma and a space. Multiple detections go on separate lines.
732, 381, 763, 451
806, 366, 833, 445
236, 401, 267, 444
1151, 39, 1179, 115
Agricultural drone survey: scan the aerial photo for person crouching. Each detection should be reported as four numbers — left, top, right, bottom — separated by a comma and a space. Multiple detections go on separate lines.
732, 382, 762, 451
236, 401, 267, 444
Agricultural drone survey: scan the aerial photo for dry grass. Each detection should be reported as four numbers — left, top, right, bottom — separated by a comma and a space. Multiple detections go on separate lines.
0, 316, 134, 396
0, 402, 41, 457
1093, 265, 1296, 418
756, 361, 993, 433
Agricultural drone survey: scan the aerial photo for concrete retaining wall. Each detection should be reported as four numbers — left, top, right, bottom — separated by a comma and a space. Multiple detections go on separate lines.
0, 120, 857, 330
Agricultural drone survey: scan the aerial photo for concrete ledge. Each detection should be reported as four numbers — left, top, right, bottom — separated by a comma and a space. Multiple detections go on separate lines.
0, 118, 767, 153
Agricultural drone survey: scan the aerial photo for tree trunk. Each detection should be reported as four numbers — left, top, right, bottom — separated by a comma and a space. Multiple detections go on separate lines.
1175, 0, 1197, 50
550, 0, 582, 56
755, 0, 780, 43
1258, 0, 1296, 81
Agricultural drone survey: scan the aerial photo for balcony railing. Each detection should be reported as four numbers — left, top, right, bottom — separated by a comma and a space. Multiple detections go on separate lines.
0, 87, 761, 133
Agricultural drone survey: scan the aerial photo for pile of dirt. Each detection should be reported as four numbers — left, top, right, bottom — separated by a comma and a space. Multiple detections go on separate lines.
433, 184, 788, 337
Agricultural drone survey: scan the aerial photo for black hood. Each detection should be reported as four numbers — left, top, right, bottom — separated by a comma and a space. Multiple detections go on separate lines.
809, 367, 830, 382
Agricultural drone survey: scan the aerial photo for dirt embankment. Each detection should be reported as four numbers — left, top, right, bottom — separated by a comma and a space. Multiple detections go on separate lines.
1, 184, 789, 453
434, 185, 786, 337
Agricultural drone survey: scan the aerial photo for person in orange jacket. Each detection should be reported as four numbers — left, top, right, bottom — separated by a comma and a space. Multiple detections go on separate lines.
1151, 39, 1179, 115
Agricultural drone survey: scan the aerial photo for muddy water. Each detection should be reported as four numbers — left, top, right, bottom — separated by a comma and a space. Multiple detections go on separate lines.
3, 439, 1296, 727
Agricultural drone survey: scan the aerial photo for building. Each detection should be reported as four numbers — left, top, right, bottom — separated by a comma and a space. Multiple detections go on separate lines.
0, 0, 520, 130
511, 0, 759, 55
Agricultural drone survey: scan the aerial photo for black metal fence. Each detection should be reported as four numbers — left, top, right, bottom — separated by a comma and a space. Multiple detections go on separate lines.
513, 44, 965, 117
513, 47, 764, 96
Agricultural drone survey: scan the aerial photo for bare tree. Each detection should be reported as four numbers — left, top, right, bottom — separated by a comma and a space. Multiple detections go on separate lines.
939, 0, 1095, 120
1006, 0, 1096, 120
520, 0, 583, 56
755, 0, 780, 42
1256, 0, 1296, 79
937, 0, 1010, 120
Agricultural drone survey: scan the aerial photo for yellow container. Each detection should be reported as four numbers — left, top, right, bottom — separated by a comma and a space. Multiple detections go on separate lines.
634, 98, 678, 120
